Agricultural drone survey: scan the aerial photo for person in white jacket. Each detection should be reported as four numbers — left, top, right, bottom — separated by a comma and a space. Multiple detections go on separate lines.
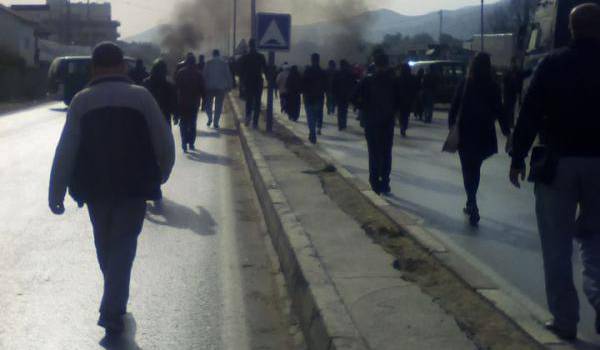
203, 49, 233, 129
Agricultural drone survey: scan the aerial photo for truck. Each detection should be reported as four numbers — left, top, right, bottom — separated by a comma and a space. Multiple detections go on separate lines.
467, 34, 516, 71
524, 0, 600, 76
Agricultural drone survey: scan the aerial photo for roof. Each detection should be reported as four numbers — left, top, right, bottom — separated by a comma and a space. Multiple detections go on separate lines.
0, 4, 39, 26
10, 4, 50, 11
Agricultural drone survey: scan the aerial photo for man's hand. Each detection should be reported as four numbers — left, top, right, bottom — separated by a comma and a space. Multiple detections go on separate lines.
49, 202, 65, 215
510, 167, 526, 188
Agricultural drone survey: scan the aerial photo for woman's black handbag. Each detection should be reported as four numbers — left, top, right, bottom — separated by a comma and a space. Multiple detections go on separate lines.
528, 146, 559, 185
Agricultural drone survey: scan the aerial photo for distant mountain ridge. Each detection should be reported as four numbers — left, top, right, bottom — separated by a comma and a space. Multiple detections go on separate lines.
124, 1, 508, 47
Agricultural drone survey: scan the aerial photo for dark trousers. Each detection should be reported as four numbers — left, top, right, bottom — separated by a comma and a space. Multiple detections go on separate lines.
306, 99, 324, 142
505, 97, 517, 128
179, 112, 198, 148
399, 110, 411, 133
288, 94, 301, 122
280, 93, 288, 114
365, 124, 395, 193
245, 88, 262, 127
326, 93, 336, 115
535, 158, 600, 331
337, 101, 349, 130
459, 152, 485, 206
87, 197, 146, 331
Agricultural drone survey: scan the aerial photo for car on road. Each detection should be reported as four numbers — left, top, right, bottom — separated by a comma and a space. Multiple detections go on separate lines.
409, 60, 467, 104
47, 56, 136, 105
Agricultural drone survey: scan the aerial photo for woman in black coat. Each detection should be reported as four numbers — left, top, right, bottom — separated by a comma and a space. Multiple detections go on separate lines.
286, 66, 302, 122
449, 52, 510, 226
143, 59, 177, 127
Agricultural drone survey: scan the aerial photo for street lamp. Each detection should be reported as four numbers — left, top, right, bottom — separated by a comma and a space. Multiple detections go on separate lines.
251, 0, 256, 40
480, 0, 485, 51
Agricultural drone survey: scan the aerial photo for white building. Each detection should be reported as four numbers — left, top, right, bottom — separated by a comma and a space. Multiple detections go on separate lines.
11, 0, 119, 47
0, 5, 38, 67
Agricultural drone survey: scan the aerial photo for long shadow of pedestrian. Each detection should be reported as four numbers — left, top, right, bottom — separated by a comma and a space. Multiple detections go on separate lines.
197, 130, 220, 138
186, 150, 233, 166
99, 313, 141, 350
217, 128, 239, 136
146, 199, 217, 236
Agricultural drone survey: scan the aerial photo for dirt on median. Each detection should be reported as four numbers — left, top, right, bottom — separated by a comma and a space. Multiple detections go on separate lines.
269, 121, 544, 350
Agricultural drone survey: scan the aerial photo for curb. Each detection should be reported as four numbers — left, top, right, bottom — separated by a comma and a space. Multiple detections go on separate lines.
271, 115, 576, 348
228, 95, 369, 350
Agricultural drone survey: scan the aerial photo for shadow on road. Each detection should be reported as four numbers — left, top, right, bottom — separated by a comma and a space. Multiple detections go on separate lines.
384, 193, 541, 252
217, 128, 238, 136
49, 107, 68, 112
146, 199, 217, 236
186, 150, 233, 166
99, 313, 141, 350
197, 130, 220, 138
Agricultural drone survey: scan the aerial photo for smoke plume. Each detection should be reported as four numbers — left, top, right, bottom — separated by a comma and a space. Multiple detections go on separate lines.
160, 0, 235, 58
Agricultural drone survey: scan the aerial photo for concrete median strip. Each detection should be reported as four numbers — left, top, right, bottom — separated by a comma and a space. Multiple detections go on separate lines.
227, 94, 569, 349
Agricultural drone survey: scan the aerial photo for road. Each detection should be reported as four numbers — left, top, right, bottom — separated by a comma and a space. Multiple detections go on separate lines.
0, 103, 300, 350
281, 106, 600, 346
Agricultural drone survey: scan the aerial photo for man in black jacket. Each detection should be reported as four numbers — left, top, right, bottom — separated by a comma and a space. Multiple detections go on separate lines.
175, 54, 205, 152
352, 50, 399, 194
49, 42, 175, 340
240, 39, 267, 128
510, 3, 600, 340
332, 59, 356, 131
302, 53, 327, 143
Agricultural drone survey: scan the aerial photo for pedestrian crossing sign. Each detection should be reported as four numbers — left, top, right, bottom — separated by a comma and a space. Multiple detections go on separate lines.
256, 13, 292, 51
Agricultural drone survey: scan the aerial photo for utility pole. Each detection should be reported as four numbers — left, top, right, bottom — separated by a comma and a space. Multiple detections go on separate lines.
65, 0, 72, 45
439, 10, 443, 44
480, 0, 485, 51
233, 0, 237, 55
251, 0, 256, 40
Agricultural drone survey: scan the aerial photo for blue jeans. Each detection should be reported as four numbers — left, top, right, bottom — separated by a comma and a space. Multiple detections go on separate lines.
206, 89, 226, 127
179, 111, 198, 147
87, 197, 146, 331
305, 100, 324, 142
535, 158, 600, 331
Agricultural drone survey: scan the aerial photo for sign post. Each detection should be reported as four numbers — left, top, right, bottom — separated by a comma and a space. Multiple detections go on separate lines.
256, 13, 291, 133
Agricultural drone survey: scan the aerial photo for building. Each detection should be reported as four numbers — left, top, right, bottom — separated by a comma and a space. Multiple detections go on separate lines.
11, 0, 120, 47
0, 4, 39, 67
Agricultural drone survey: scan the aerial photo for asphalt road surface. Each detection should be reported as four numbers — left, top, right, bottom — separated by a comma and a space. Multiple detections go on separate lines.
287, 107, 600, 346
0, 103, 300, 350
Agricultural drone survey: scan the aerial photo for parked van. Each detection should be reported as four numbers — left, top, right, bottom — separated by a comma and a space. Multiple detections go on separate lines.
48, 56, 135, 105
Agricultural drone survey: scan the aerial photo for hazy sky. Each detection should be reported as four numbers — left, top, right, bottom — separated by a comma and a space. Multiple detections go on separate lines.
3, 0, 500, 38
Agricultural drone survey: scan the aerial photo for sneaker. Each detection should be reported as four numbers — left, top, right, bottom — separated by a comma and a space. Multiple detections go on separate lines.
189, 144, 196, 151
182, 144, 188, 153
317, 128, 322, 135
545, 321, 577, 341
309, 134, 317, 144
214, 124, 220, 129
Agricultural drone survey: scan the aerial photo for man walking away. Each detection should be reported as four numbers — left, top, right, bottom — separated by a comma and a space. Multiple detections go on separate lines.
509, 3, 600, 341
326, 60, 337, 116
285, 66, 302, 122
352, 50, 399, 194
240, 39, 267, 128
398, 63, 419, 137
176, 53, 205, 153
203, 49, 233, 129
276, 63, 290, 115
143, 59, 177, 128
129, 59, 148, 85
332, 59, 356, 131
503, 58, 523, 128
49, 42, 175, 342
422, 69, 437, 123
302, 53, 327, 143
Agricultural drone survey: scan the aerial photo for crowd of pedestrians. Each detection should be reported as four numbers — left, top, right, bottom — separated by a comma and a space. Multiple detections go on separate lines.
46, 2, 600, 345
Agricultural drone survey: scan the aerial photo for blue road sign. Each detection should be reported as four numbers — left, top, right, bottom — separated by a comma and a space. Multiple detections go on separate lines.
256, 13, 291, 51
